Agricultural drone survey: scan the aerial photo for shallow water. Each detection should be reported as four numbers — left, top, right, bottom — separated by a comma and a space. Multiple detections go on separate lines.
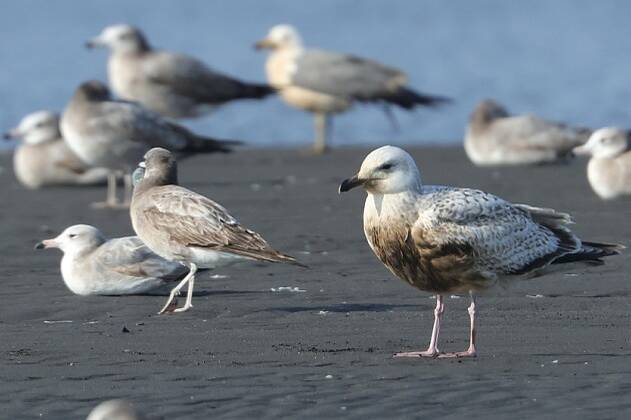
1, 0, 630, 148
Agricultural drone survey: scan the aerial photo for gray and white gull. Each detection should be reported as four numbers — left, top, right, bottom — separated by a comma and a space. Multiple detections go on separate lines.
465, 99, 591, 166
4, 111, 108, 189
87, 24, 274, 119
35, 224, 187, 296
573, 127, 631, 199
339, 145, 622, 357
61, 80, 239, 208
255, 24, 450, 154
131, 147, 304, 314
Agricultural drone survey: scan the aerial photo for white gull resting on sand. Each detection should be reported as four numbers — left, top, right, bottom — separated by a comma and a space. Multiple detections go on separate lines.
573, 127, 631, 199
465, 99, 591, 166
255, 24, 450, 154
61, 80, 239, 208
130, 147, 304, 314
339, 145, 622, 357
4, 111, 108, 189
86, 24, 274, 119
35, 224, 188, 296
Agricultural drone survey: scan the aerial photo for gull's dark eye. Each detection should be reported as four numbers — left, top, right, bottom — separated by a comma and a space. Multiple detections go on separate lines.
68, 234, 77, 239
379, 163, 394, 171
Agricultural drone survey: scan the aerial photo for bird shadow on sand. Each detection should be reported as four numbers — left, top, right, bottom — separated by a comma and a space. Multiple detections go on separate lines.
264, 302, 419, 314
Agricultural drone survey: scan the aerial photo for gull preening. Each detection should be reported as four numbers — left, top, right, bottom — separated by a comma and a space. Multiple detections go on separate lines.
87, 24, 274, 119
339, 145, 622, 357
130, 147, 304, 314
255, 24, 450, 154
60, 80, 239, 208
573, 127, 631, 199
4, 111, 108, 189
35, 224, 188, 296
465, 99, 591, 166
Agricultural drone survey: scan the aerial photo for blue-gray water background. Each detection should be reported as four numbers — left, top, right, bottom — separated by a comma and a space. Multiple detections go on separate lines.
1, 0, 630, 148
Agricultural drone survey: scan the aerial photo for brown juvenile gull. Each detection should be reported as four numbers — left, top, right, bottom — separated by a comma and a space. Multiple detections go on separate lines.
573, 127, 631, 199
255, 24, 450, 154
86, 24, 274, 119
4, 111, 108, 189
131, 147, 304, 314
61, 80, 239, 208
339, 145, 622, 357
465, 99, 591, 166
35, 224, 187, 296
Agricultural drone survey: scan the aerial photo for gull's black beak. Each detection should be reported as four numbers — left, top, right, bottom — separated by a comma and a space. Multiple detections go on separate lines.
34, 241, 46, 250
338, 175, 366, 193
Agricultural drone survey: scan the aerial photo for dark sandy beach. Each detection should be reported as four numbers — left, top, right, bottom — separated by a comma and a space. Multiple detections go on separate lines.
1, 146, 630, 419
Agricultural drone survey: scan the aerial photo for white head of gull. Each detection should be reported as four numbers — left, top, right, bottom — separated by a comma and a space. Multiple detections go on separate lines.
340, 145, 623, 358
35, 224, 187, 296
573, 127, 631, 199
130, 147, 305, 314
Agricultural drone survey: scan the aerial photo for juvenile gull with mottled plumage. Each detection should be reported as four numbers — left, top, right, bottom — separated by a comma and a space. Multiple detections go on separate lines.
339, 145, 622, 357
255, 24, 450, 154
61, 80, 239, 208
86, 24, 274, 119
465, 99, 591, 166
130, 147, 304, 314
35, 224, 187, 296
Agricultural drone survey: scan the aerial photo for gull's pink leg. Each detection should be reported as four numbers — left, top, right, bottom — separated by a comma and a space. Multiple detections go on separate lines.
394, 294, 444, 358
439, 292, 477, 358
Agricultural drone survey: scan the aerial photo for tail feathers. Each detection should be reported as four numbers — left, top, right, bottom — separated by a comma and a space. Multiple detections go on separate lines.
384, 87, 452, 110
237, 82, 276, 100
186, 136, 244, 155
234, 248, 308, 268
554, 241, 625, 265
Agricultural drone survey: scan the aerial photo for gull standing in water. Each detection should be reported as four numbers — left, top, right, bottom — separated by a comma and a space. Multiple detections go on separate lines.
35, 224, 188, 296
339, 145, 622, 357
4, 111, 108, 189
61, 80, 239, 208
86, 24, 274, 119
255, 24, 450, 154
130, 147, 304, 314
573, 127, 631, 199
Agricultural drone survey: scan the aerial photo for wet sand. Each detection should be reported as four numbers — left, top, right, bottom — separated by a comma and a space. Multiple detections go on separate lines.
1, 146, 630, 419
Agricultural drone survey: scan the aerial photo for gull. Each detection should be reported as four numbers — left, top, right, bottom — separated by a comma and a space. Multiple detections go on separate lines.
4, 111, 108, 189
60, 80, 239, 208
339, 145, 622, 357
86, 399, 142, 420
573, 127, 631, 199
465, 99, 591, 166
86, 24, 274, 119
35, 224, 188, 296
255, 24, 450, 154
130, 147, 304, 314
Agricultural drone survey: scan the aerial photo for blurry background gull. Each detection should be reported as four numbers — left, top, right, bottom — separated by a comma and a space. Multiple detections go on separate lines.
60, 80, 240, 208
86, 24, 275, 119
464, 99, 591, 166
4, 110, 108, 189
573, 127, 631, 199
255, 24, 450, 154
